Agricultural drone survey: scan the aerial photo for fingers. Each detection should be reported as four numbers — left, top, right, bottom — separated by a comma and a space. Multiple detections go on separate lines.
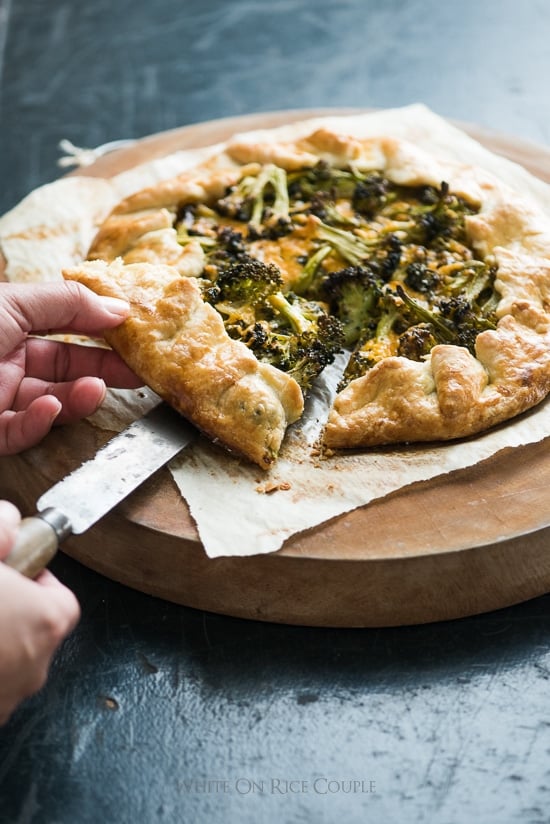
0, 396, 62, 454
0, 376, 118, 453
0, 339, 142, 455
0, 500, 21, 561
0, 281, 130, 358
0, 563, 80, 725
13, 375, 110, 421
23, 337, 142, 388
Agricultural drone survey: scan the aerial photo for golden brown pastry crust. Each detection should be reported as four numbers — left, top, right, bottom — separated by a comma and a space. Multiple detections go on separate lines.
85, 126, 550, 454
324, 233, 550, 445
63, 259, 303, 469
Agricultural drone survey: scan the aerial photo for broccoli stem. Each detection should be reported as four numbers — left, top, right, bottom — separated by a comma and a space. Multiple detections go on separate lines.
375, 306, 400, 341
395, 285, 455, 343
293, 244, 332, 294
269, 166, 290, 218
268, 291, 313, 335
315, 221, 377, 266
250, 164, 290, 228
447, 262, 493, 303
176, 227, 218, 248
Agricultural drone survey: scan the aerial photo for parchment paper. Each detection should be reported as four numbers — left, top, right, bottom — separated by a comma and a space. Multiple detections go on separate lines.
2, 104, 550, 557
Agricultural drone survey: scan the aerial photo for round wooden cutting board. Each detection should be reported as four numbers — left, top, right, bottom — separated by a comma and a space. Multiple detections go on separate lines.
3, 109, 550, 627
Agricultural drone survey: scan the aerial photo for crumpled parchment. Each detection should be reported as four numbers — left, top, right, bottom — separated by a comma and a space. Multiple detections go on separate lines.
2, 104, 550, 557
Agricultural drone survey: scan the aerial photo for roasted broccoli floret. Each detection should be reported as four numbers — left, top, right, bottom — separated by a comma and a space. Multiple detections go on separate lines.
249, 295, 342, 392
307, 192, 359, 227
245, 293, 344, 391
204, 254, 283, 331
321, 265, 379, 347
215, 173, 261, 222
437, 295, 497, 351
204, 254, 343, 392
394, 284, 457, 344
289, 313, 345, 389
206, 255, 282, 305
337, 288, 403, 386
373, 234, 402, 281
397, 324, 439, 360
358, 289, 404, 363
395, 285, 496, 354
404, 261, 440, 294
216, 164, 292, 237
339, 350, 373, 386
352, 173, 394, 218
313, 221, 403, 278
443, 260, 498, 306
402, 181, 477, 246
215, 225, 248, 256
199, 226, 249, 274
267, 291, 318, 334
287, 161, 362, 202
175, 202, 219, 244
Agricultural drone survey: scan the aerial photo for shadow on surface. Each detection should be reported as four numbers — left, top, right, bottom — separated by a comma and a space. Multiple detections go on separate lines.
50, 552, 550, 695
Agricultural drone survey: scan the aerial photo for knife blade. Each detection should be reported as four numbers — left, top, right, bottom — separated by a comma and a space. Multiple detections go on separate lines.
4, 403, 197, 579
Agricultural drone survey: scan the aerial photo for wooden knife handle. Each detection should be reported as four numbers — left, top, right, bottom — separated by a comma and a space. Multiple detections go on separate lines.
4, 515, 60, 578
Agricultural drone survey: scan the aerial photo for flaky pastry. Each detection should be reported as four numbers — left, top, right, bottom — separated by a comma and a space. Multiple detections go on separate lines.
73, 125, 550, 465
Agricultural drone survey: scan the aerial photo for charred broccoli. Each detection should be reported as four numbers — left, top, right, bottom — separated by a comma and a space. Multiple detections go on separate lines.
397, 324, 439, 361
287, 161, 362, 202
203, 254, 343, 392
437, 294, 497, 351
400, 181, 478, 246
204, 254, 282, 332
179, 158, 501, 392
216, 164, 292, 238
337, 287, 403, 386
404, 261, 440, 294
442, 259, 498, 307
352, 173, 394, 218
395, 285, 496, 353
246, 298, 344, 391
320, 265, 379, 347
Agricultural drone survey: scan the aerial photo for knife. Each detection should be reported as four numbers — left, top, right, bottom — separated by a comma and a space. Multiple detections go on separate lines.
4, 403, 197, 579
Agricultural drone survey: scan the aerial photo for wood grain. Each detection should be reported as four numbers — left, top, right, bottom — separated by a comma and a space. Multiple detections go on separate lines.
3, 109, 550, 626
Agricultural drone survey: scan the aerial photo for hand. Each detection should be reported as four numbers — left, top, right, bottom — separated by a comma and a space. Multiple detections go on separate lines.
0, 280, 139, 722
0, 500, 80, 725
0, 280, 142, 455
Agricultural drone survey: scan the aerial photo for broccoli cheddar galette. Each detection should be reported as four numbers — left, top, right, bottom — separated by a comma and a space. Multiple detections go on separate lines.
64, 127, 550, 468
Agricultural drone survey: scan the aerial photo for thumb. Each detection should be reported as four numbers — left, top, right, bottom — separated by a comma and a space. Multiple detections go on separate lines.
0, 281, 130, 357
0, 500, 21, 561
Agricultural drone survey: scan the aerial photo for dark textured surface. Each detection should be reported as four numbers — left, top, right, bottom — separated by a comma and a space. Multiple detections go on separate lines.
2, 1, 550, 822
